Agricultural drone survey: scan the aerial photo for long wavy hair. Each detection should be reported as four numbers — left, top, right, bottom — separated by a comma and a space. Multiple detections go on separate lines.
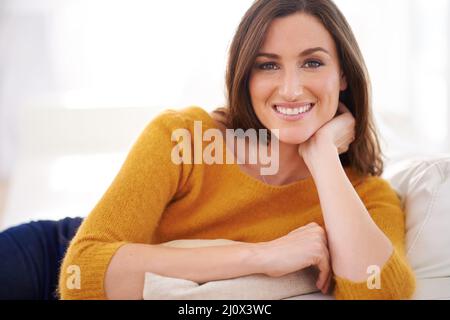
213, 0, 384, 177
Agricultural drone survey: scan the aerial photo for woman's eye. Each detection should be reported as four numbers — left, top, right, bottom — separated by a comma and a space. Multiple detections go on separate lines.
255, 60, 323, 71
303, 60, 323, 69
257, 62, 279, 71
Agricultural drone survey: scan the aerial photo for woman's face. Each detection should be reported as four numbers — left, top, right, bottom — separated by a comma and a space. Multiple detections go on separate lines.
249, 12, 347, 145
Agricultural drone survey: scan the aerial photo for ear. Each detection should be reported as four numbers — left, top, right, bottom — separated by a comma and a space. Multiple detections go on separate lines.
339, 71, 348, 91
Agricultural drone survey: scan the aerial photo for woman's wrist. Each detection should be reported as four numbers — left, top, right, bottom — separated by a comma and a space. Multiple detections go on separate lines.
242, 241, 271, 276
302, 139, 338, 176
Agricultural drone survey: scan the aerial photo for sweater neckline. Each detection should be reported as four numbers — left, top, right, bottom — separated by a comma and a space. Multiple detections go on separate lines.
189, 106, 326, 191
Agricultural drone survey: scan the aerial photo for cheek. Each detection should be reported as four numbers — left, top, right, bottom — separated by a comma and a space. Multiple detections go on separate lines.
249, 75, 276, 125
249, 76, 273, 104
313, 73, 341, 116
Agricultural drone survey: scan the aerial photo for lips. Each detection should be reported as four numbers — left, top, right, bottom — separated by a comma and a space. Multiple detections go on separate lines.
272, 103, 315, 116
272, 102, 316, 109
271, 102, 316, 121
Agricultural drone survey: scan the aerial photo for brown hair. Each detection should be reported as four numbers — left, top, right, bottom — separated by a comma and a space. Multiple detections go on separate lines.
214, 0, 384, 177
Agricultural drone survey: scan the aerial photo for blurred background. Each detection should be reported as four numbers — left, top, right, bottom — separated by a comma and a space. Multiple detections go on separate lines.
0, 0, 449, 229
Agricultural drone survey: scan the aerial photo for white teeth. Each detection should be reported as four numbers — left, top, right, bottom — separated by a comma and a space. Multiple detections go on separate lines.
275, 104, 312, 116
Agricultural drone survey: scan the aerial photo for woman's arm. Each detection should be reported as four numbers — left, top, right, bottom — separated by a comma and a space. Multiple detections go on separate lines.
299, 104, 415, 299
304, 143, 393, 280
58, 111, 191, 300
105, 222, 332, 300
104, 242, 260, 300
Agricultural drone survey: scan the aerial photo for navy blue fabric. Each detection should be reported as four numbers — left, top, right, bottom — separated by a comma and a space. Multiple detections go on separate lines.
0, 217, 83, 300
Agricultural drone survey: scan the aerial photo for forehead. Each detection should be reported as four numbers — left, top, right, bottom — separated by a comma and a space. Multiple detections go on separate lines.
260, 12, 337, 56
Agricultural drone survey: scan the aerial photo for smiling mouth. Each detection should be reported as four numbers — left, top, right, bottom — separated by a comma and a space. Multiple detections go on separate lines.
272, 103, 315, 116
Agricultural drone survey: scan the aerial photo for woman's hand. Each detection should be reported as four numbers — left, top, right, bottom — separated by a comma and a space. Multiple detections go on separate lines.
298, 102, 356, 162
256, 222, 332, 294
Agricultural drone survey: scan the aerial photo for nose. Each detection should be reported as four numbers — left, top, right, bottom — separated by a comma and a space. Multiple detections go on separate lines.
278, 68, 304, 101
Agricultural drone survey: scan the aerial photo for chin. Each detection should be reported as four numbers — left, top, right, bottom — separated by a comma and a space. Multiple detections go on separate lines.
271, 127, 315, 145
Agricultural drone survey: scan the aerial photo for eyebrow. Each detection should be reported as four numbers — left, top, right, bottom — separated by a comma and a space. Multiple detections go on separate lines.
256, 47, 330, 59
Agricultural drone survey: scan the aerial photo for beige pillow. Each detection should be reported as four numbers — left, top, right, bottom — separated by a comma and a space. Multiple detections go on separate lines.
143, 239, 320, 300
383, 155, 450, 299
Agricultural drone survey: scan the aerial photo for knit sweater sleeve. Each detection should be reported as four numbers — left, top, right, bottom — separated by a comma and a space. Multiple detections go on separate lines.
58, 110, 190, 300
333, 177, 416, 300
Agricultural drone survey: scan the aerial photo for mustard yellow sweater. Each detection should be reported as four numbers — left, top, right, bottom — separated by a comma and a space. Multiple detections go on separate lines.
58, 106, 416, 300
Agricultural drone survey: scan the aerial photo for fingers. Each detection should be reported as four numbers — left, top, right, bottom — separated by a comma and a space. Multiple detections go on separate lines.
322, 270, 333, 295
289, 222, 319, 234
307, 222, 319, 227
315, 242, 331, 292
302, 223, 328, 250
287, 222, 332, 294
315, 253, 330, 292
306, 223, 331, 294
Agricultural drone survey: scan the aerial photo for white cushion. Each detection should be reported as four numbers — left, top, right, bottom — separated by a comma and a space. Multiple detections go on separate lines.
383, 155, 450, 299
143, 239, 320, 300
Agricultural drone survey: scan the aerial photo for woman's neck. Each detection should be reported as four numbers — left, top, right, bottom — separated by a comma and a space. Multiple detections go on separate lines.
263, 140, 311, 185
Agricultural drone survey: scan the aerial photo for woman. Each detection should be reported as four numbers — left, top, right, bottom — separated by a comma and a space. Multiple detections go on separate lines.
55, 0, 415, 300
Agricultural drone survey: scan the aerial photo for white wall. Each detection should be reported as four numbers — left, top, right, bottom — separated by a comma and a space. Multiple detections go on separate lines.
0, 0, 449, 227
1, 0, 448, 170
